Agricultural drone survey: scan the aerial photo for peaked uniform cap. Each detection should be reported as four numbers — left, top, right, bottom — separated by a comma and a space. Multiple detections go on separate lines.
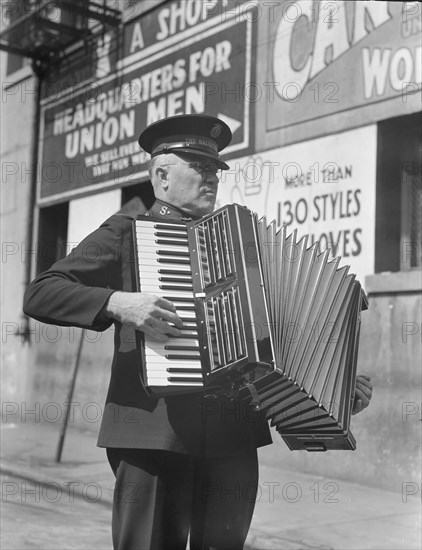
138, 114, 232, 170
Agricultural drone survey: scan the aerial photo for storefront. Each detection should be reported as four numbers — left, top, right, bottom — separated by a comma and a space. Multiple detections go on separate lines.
33, 0, 421, 282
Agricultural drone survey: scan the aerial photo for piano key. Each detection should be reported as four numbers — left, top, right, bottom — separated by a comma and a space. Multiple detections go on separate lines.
157, 249, 190, 257
146, 338, 199, 351
146, 370, 202, 377
165, 354, 201, 360
150, 234, 187, 240
136, 241, 189, 251
135, 229, 186, 239
139, 274, 192, 283
165, 296, 195, 304
166, 367, 202, 379
138, 284, 194, 294
148, 328, 198, 336
146, 375, 203, 383
158, 269, 192, 276
166, 367, 202, 378
145, 358, 201, 367
153, 223, 188, 231
165, 345, 200, 351
136, 242, 188, 252
139, 247, 190, 256
139, 279, 193, 290
153, 229, 188, 236
145, 343, 200, 355
145, 335, 199, 357
137, 288, 195, 301
136, 221, 186, 229
138, 277, 193, 288
166, 312, 196, 319
135, 234, 186, 243
147, 380, 202, 386
150, 382, 203, 387
151, 385, 203, 389
145, 348, 201, 359
139, 266, 190, 276
158, 284, 193, 292
157, 258, 191, 265
147, 278, 193, 286
155, 240, 189, 247
146, 364, 202, 371
138, 266, 192, 277
167, 376, 203, 382
158, 277, 193, 283
170, 309, 196, 316
145, 336, 198, 346
152, 234, 188, 240
177, 316, 197, 323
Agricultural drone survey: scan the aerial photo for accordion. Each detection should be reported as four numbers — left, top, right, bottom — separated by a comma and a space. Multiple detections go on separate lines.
133, 204, 367, 451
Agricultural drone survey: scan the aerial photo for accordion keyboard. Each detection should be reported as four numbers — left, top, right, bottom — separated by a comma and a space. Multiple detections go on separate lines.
134, 220, 204, 388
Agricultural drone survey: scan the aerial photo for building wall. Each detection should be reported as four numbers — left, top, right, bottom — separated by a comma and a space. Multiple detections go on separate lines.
1, 60, 35, 407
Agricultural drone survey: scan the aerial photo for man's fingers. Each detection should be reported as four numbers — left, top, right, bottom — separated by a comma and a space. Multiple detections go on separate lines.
356, 381, 372, 399
143, 326, 169, 342
150, 317, 182, 338
153, 307, 184, 329
156, 296, 178, 313
354, 388, 370, 409
351, 374, 373, 415
352, 399, 363, 415
356, 376, 372, 389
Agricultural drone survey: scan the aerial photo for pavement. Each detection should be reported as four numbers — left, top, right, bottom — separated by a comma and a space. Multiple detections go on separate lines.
1, 419, 420, 550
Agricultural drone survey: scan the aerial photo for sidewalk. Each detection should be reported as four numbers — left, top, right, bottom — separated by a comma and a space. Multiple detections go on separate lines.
1, 420, 420, 550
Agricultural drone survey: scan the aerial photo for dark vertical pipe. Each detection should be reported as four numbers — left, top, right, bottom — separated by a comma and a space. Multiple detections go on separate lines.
55, 329, 85, 463
22, 60, 44, 343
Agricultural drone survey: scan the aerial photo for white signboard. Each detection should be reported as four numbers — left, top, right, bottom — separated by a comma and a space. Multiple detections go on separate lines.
216, 125, 377, 285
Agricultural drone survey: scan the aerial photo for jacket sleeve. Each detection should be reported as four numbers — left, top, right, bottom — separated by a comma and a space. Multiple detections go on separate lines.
23, 214, 129, 331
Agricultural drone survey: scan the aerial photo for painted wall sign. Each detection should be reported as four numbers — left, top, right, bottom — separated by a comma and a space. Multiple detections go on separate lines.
216, 125, 377, 285
38, 1, 255, 203
265, 1, 421, 131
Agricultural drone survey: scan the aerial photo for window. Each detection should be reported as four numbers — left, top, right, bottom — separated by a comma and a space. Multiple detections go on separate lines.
401, 160, 421, 270
375, 113, 421, 273
36, 202, 69, 274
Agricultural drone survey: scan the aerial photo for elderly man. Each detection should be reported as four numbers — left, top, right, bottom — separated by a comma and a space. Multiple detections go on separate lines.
23, 114, 372, 550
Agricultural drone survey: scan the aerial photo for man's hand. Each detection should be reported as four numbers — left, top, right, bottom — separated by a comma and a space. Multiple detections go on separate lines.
105, 291, 184, 342
352, 375, 373, 415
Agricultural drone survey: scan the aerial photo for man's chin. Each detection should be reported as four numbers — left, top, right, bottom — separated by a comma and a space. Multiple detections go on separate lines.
193, 199, 216, 217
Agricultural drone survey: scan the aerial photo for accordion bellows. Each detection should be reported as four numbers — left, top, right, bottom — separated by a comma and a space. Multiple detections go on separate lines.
134, 204, 367, 451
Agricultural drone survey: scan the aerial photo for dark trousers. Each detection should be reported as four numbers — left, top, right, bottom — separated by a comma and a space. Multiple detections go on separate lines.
107, 448, 259, 550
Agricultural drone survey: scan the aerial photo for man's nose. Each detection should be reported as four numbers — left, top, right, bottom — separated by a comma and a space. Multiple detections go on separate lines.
206, 172, 219, 185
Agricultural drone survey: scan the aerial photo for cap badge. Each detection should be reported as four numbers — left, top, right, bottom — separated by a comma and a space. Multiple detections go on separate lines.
210, 124, 222, 138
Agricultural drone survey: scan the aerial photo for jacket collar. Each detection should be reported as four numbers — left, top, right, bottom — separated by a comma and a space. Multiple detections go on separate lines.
148, 199, 200, 221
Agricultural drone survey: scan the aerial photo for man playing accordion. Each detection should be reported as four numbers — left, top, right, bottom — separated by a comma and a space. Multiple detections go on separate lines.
24, 114, 372, 550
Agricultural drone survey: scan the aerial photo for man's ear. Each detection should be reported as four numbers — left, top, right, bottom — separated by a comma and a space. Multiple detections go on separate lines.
155, 166, 169, 191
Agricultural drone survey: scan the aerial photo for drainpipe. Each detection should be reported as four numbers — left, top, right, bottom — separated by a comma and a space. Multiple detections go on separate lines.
20, 59, 45, 344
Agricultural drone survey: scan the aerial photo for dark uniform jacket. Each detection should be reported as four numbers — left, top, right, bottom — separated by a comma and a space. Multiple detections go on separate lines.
23, 199, 272, 457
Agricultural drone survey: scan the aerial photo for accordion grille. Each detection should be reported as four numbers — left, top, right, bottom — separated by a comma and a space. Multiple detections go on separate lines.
195, 209, 235, 287
204, 286, 247, 371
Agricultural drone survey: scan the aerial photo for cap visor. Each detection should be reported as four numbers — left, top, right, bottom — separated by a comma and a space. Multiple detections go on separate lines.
162, 148, 230, 170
